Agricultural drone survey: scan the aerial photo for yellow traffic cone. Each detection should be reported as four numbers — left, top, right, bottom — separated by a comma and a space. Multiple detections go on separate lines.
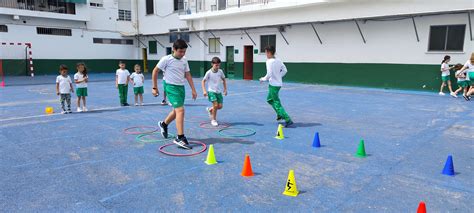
204, 145, 217, 165
275, 124, 284, 140
282, 170, 299, 197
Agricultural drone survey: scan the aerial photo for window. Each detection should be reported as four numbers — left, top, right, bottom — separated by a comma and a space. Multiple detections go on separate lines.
174, 0, 184, 11
209, 38, 220, 53
90, 0, 104, 7
37, 27, 72, 36
166, 47, 172, 55
118, 9, 131, 21
179, 28, 190, 42
146, 0, 154, 15
149, 41, 157, 54
0, 25, 7, 32
169, 29, 179, 42
93, 38, 133, 45
260, 35, 276, 53
428, 25, 466, 52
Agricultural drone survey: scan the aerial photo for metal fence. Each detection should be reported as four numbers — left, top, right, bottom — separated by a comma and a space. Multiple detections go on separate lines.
0, 0, 76, 14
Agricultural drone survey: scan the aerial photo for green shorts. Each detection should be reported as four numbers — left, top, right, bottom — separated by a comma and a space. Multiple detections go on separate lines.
441, 76, 450, 82
134, 86, 144, 95
469, 72, 474, 80
163, 80, 167, 96
457, 81, 468, 88
208, 92, 223, 104
165, 83, 185, 108
76, 88, 88, 97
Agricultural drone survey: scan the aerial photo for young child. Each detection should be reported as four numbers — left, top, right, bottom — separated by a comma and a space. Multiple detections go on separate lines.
56, 65, 74, 114
130, 64, 145, 106
152, 39, 197, 149
202, 57, 227, 127
453, 64, 469, 101
115, 61, 130, 106
458, 52, 474, 100
74, 62, 88, 112
259, 45, 293, 127
439, 55, 456, 97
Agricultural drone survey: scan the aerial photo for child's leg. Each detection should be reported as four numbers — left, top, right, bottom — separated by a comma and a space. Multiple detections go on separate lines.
174, 107, 185, 135
77, 95, 81, 108
60, 94, 66, 111
123, 85, 128, 104
447, 80, 454, 93
82, 96, 86, 107
118, 84, 124, 104
266, 88, 279, 115
164, 110, 176, 124
66, 94, 71, 111
134, 94, 138, 104
440, 82, 446, 92
139, 93, 143, 104
269, 86, 291, 122
454, 86, 462, 95
211, 101, 219, 120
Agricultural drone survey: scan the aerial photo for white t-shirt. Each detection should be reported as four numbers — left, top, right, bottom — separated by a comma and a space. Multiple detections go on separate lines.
441, 63, 450, 76
156, 55, 190, 86
261, 58, 288, 87
203, 69, 225, 93
463, 60, 474, 80
130, 72, 145, 87
116, 69, 130, 84
455, 70, 466, 82
56, 75, 72, 94
74, 72, 87, 88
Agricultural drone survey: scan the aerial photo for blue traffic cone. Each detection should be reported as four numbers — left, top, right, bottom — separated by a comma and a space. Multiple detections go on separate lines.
312, 132, 321, 148
442, 155, 455, 176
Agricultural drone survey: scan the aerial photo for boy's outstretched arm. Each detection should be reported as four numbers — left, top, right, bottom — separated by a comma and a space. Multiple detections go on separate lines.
151, 66, 160, 97
185, 72, 197, 100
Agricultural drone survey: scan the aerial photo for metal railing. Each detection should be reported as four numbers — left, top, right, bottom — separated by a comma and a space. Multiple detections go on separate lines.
0, 0, 76, 14
178, 0, 274, 15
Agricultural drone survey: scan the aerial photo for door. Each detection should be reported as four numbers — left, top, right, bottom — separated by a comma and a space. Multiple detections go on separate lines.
218, 0, 226, 10
225, 46, 235, 78
243, 46, 253, 80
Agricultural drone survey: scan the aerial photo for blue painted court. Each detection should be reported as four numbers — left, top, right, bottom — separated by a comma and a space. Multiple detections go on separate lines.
0, 74, 472, 211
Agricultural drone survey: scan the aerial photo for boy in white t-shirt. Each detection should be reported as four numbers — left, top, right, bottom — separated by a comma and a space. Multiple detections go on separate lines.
152, 39, 197, 150
259, 46, 293, 127
130, 64, 145, 106
201, 57, 227, 127
74, 62, 88, 112
115, 61, 130, 106
56, 64, 74, 114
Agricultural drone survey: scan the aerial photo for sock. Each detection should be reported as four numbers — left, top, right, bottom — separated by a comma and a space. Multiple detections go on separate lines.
162, 122, 168, 127
178, 134, 185, 139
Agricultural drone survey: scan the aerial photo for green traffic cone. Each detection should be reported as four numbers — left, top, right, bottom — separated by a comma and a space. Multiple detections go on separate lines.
355, 139, 366, 158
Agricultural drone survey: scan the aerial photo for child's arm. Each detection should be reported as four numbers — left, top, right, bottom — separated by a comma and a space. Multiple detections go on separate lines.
222, 78, 227, 96
201, 79, 207, 97
185, 72, 197, 100
70, 83, 74, 93
281, 63, 288, 77
115, 75, 118, 88
260, 61, 272, 81
126, 76, 130, 85
130, 76, 135, 86
56, 83, 60, 95
151, 66, 160, 97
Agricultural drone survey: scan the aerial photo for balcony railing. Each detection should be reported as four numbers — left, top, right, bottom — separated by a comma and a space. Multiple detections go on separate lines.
178, 0, 274, 15
0, 0, 76, 15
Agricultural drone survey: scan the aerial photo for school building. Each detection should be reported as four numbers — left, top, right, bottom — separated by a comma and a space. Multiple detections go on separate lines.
0, 0, 473, 90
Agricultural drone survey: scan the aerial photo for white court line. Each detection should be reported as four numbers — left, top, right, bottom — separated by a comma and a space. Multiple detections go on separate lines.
0, 85, 310, 123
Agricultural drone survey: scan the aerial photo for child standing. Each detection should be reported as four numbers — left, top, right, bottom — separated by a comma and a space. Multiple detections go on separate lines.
56, 64, 74, 114
458, 52, 474, 100
439, 55, 456, 97
202, 57, 227, 127
259, 46, 293, 127
116, 61, 130, 106
130, 64, 145, 106
152, 39, 197, 149
74, 62, 88, 112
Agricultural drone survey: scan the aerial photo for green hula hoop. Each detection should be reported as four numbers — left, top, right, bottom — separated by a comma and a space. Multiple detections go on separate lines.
217, 127, 256, 138
136, 133, 176, 143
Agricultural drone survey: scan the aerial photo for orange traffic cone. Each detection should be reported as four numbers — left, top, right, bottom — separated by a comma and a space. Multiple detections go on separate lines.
241, 154, 254, 177
417, 201, 426, 213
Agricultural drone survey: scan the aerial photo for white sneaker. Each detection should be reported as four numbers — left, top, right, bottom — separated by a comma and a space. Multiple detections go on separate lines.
450, 92, 457, 98
439, 92, 445, 96
77, 107, 83, 112
135, 103, 139, 106
140, 103, 144, 106
211, 120, 218, 127
61, 110, 67, 114
206, 107, 212, 118
168, 102, 172, 106
83, 107, 88, 112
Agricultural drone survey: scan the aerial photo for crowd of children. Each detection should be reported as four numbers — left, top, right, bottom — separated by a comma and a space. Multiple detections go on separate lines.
439, 53, 474, 101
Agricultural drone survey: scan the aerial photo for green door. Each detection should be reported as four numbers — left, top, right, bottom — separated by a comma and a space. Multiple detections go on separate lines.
226, 46, 235, 78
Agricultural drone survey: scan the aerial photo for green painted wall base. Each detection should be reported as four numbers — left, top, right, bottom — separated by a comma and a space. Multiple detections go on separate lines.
1, 59, 457, 92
